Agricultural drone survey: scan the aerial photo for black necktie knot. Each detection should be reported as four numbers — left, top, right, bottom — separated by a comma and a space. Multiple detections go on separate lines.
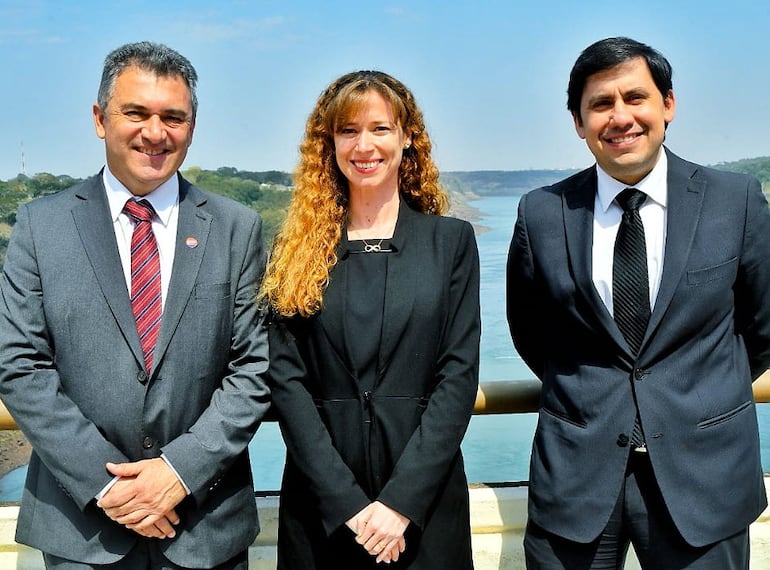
616, 188, 647, 212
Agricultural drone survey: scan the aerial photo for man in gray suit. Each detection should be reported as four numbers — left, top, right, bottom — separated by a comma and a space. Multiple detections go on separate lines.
0, 41, 270, 568
507, 37, 770, 568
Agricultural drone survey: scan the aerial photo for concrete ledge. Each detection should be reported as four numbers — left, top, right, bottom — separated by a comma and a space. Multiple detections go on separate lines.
2, 479, 770, 568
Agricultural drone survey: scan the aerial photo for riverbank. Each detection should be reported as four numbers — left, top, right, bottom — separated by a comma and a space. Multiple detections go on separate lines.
449, 191, 490, 234
0, 431, 30, 478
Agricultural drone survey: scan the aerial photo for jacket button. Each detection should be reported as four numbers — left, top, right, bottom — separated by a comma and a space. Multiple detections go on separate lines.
634, 368, 647, 381
142, 436, 154, 449
137, 370, 148, 384
617, 433, 630, 447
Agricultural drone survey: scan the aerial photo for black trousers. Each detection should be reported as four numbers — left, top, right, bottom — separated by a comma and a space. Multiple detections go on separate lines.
524, 452, 749, 569
43, 540, 248, 570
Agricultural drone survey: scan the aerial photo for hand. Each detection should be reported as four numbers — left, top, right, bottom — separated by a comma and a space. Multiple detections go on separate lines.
351, 501, 409, 563
96, 458, 187, 538
378, 536, 406, 564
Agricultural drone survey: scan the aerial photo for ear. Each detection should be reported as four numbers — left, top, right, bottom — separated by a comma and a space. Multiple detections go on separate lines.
403, 130, 412, 150
572, 112, 586, 140
663, 89, 676, 124
93, 103, 106, 140
187, 119, 196, 147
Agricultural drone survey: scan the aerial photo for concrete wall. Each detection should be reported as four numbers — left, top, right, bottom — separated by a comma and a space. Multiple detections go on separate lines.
2, 480, 770, 569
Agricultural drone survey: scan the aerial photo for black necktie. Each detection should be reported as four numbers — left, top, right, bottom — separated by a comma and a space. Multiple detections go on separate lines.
613, 188, 650, 354
613, 188, 650, 447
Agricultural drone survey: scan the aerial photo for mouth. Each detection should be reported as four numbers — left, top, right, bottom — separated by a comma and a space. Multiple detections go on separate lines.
137, 147, 168, 157
605, 133, 641, 145
352, 160, 381, 171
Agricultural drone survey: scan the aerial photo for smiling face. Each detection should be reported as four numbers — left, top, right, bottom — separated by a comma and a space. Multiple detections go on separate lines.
333, 90, 410, 196
574, 57, 675, 186
93, 66, 195, 196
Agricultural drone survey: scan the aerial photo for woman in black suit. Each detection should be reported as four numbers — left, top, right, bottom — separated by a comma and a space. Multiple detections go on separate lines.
261, 70, 480, 569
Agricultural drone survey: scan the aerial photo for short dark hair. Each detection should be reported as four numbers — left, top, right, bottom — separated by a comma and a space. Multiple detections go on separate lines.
567, 37, 673, 120
97, 41, 198, 118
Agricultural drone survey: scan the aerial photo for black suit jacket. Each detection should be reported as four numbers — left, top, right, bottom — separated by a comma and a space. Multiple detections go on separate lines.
507, 149, 770, 546
0, 174, 271, 565
268, 204, 480, 568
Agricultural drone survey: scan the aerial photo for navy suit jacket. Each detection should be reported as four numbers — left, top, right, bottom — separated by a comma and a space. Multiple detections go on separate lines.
507, 149, 770, 546
0, 173, 270, 566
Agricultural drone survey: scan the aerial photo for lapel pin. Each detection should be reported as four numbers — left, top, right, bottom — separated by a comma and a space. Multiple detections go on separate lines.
185, 236, 199, 249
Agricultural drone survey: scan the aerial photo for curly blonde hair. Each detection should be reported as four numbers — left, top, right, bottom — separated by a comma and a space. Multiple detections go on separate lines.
261, 70, 448, 317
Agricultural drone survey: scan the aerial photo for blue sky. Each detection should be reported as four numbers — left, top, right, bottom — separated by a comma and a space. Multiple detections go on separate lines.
1, 0, 769, 180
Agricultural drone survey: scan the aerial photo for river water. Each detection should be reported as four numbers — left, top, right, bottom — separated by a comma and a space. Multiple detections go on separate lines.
2, 195, 769, 499
252, 193, 770, 488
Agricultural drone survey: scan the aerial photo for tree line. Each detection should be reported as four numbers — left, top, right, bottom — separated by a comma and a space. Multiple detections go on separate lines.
0, 167, 294, 266
1, 157, 769, 266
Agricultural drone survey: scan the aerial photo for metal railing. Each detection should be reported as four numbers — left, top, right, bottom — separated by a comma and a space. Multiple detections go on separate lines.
2, 370, 769, 429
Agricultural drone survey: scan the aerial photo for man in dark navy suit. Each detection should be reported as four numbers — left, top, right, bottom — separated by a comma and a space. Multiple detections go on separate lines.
507, 37, 770, 568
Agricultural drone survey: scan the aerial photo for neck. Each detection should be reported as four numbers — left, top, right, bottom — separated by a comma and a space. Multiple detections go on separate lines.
347, 188, 400, 239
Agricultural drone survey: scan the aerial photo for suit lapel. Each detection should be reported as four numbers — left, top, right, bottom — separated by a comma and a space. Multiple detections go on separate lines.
71, 176, 144, 365
152, 178, 211, 375
318, 237, 356, 377
562, 170, 628, 350
377, 204, 417, 376
644, 151, 704, 344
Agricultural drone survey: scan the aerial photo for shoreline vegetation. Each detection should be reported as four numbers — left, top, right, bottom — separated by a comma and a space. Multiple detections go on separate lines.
0, 157, 769, 477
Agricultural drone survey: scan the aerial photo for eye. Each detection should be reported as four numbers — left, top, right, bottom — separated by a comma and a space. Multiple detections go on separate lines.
374, 125, 392, 134
338, 127, 357, 136
163, 115, 187, 127
124, 110, 146, 121
590, 99, 613, 111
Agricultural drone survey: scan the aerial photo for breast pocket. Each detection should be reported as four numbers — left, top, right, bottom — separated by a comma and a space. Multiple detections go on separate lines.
190, 282, 233, 342
194, 282, 231, 300
686, 257, 737, 286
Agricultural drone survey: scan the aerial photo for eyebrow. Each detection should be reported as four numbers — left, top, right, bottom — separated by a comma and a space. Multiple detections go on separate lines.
120, 103, 190, 117
585, 86, 650, 105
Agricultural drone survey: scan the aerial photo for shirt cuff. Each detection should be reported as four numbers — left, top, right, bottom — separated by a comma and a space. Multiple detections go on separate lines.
161, 453, 191, 496
96, 476, 120, 501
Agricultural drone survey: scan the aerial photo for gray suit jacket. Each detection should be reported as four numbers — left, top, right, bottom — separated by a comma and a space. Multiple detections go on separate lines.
0, 173, 270, 566
507, 149, 770, 547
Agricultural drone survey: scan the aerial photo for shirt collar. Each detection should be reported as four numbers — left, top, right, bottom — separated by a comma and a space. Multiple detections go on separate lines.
595, 148, 668, 213
103, 167, 179, 227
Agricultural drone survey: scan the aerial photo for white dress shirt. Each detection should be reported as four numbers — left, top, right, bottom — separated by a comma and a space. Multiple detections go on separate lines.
591, 148, 668, 315
103, 168, 179, 309
98, 167, 189, 498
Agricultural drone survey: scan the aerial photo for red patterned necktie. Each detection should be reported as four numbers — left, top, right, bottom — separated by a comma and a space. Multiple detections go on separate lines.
123, 199, 162, 373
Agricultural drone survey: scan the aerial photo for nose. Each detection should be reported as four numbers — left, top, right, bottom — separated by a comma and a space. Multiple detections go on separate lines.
142, 115, 166, 143
354, 130, 374, 152
609, 101, 633, 127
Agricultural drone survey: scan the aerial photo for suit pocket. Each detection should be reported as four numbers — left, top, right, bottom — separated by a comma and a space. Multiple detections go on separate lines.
541, 406, 587, 429
686, 257, 737, 286
697, 400, 752, 429
194, 282, 231, 299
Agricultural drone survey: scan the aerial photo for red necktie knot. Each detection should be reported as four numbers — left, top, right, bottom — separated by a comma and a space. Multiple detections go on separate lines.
123, 199, 155, 223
